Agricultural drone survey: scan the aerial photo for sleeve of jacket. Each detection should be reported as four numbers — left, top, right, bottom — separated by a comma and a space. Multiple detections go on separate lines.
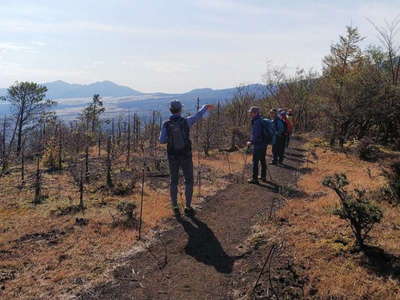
159, 121, 168, 144
186, 105, 208, 127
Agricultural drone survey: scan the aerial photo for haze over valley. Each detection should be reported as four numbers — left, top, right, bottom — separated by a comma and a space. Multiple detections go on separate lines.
0, 80, 264, 118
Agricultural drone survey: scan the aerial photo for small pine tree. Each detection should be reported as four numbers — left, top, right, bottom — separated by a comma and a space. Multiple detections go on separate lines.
323, 173, 383, 249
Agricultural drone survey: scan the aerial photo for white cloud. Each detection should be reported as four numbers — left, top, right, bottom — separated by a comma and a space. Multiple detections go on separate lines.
194, 0, 313, 18
1, 0, 399, 93
0, 60, 90, 85
195, 0, 265, 15
0, 18, 286, 41
0, 42, 33, 52
144, 61, 197, 73
358, 2, 400, 24
31, 41, 46, 47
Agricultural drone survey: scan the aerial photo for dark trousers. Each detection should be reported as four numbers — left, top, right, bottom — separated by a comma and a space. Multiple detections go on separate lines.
168, 153, 194, 208
285, 135, 290, 148
272, 136, 286, 163
252, 146, 267, 180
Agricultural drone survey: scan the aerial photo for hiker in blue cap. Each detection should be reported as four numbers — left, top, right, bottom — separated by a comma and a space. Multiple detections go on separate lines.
247, 106, 273, 184
159, 100, 214, 217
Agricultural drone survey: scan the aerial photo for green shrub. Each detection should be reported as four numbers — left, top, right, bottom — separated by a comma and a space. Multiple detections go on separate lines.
323, 173, 383, 248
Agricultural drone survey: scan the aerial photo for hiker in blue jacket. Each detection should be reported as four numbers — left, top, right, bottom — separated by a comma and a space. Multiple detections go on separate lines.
159, 100, 214, 217
270, 108, 285, 165
247, 106, 268, 184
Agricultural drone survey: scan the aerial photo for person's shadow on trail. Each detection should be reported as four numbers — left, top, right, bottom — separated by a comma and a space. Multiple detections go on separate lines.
176, 215, 240, 274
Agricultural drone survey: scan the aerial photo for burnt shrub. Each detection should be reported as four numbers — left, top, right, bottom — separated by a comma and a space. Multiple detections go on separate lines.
112, 182, 134, 196
357, 137, 379, 162
381, 161, 400, 204
113, 201, 137, 228
52, 204, 82, 216
323, 173, 383, 249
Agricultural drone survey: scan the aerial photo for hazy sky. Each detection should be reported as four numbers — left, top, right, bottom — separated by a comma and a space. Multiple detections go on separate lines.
0, 0, 399, 93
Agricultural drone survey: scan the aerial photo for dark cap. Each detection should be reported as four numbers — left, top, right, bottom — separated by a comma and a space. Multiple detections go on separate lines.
169, 99, 183, 111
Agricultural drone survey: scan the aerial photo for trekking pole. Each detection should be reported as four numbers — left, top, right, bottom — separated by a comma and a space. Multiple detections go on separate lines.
197, 138, 202, 201
241, 146, 250, 183
196, 98, 202, 202
138, 166, 145, 241
198, 161, 202, 201
266, 146, 274, 182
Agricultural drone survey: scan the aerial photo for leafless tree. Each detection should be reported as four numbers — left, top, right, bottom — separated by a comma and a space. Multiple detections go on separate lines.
369, 16, 400, 85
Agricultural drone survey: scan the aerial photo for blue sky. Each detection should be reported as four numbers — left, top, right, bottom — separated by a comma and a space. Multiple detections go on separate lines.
0, 0, 399, 93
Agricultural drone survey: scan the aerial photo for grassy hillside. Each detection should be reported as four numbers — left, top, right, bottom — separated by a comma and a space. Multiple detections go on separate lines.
252, 136, 400, 298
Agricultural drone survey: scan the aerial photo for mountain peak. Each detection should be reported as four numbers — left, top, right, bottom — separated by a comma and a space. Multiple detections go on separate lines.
48, 80, 68, 84
188, 88, 214, 93
43, 80, 142, 99
92, 80, 114, 85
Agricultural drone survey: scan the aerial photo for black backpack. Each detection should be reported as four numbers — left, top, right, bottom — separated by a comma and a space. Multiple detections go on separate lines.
165, 117, 191, 155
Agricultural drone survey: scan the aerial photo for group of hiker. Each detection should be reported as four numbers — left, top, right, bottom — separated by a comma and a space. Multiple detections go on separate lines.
159, 100, 293, 217
247, 106, 293, 184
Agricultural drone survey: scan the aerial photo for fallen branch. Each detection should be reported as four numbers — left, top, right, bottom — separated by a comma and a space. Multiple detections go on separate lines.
250, 244, 276, 297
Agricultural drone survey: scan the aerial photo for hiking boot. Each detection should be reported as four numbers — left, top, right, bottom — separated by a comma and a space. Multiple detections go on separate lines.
172, 206, 180, 216
247, 178, 259, 185
184, 207, 195, 217
259, 177, 267, 183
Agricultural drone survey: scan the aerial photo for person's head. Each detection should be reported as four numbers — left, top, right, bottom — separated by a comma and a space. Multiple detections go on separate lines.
248, 106, 260, 119
169, 99, 183, 114
269, 108, 278, 119
280, 111, 287, 120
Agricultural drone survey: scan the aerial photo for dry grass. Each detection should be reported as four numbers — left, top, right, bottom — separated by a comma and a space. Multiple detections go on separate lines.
0, 148, 244, 299
269, 138, 400, 299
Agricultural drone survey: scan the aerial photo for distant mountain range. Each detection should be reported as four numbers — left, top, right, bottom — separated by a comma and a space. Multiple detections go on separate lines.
0, 80, 142, 99
0, 80, 266, 118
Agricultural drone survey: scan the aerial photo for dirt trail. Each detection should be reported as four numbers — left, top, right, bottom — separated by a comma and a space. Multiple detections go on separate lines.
77, 140, 305, 300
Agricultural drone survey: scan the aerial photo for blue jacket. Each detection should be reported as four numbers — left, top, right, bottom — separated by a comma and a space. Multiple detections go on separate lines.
251, 115, 267, 149
273, 117, 285, 136
159, 105, 208, 144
